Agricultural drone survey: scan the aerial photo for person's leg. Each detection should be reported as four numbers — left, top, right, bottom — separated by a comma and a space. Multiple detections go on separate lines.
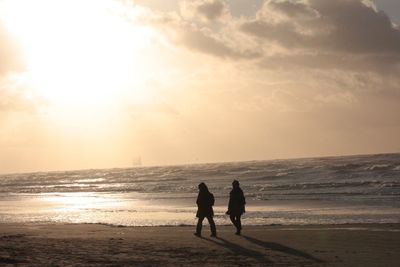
230, 214, 236, 226
207, 216, 217, 237
230, 215, 239, 231
236, 215, 242, 235
195, 216, 204, 236
237, 215, 242, 230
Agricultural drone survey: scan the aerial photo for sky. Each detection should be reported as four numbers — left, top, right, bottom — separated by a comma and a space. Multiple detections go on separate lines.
0, 0, 399, 173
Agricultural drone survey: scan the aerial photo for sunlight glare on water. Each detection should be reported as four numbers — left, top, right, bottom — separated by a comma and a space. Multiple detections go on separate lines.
40, 192, 124, 212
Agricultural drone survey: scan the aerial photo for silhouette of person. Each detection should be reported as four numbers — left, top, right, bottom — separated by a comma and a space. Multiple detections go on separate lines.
226, 180, 246, 235
194, 182, 217, 238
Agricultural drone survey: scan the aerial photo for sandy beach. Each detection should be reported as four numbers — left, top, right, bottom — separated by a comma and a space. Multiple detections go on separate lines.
0, 223, 399, 266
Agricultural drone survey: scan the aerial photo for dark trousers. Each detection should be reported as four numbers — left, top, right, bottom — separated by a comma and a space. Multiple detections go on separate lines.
196, 216, 216, 235
230, 214, 242, 232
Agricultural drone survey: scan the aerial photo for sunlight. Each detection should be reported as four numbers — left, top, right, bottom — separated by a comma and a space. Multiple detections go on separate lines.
1, 0, 157, 107
41, 192, 120, 211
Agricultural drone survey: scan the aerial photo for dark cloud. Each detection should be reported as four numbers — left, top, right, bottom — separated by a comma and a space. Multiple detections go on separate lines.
171, 0, 400, 71
311, 0, 400, 53
238, 0, 400, 72
241, 0, 400, 54
196, 0, 226, 21
265, 0, 320, 20
180, 0, 228, 21
0, 22, 25, 76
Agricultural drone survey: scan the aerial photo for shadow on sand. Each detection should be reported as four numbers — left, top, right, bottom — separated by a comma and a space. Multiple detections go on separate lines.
203, 236, 273, 265
242, 235, 324, 263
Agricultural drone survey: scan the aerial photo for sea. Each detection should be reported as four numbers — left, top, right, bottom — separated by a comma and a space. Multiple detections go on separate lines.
1, 153, 399, 226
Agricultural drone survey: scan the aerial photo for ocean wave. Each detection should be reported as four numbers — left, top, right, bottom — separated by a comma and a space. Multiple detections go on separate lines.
329, 163, 364, 172
1, 153, 400, 198
364, 164, 392, 171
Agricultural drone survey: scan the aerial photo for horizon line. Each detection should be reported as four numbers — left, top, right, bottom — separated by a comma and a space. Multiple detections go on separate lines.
1, 151, 399, 176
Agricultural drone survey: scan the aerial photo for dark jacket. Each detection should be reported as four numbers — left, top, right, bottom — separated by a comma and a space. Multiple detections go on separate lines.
227, 187, 246, 216
196, 190, 215, 218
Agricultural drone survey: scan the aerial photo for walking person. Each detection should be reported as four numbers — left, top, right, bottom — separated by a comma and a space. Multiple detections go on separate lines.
226, 180, 246, 235
194, 182, 217, 238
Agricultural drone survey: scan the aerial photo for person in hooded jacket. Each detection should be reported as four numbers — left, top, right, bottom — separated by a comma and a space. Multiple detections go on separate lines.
226, 180, 246, 235
194, 182, 217, 237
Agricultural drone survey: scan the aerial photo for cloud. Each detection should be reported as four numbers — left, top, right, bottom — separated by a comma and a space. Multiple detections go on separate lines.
145, 0, 400, 73
142, 4, 261, 60
311, 0, 400, 54
180, 0, 228, 22
258, 53, 400, 74
236, 0, 400, 73
163, 1, 259, 59
0, 24, 32, 115
0, 22, 33, 113
0, 83, 38, 113
178, 25, 261, 59
241, 0, 400, 53
258, 0, 320, 22
0, 22, 25, 76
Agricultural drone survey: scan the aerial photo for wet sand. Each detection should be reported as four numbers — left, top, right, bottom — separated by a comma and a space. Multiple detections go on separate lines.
1, 223, 399, 266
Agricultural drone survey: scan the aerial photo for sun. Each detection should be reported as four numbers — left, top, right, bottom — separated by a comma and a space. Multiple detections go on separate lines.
0, 0, 157, 107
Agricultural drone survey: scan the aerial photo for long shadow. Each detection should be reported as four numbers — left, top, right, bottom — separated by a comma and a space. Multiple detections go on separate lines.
0, 257, 25, 264
242, 235, 324, 263
203, 237, 273, 264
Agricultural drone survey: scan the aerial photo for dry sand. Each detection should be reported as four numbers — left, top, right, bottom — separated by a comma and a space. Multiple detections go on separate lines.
1, 223, 399, 266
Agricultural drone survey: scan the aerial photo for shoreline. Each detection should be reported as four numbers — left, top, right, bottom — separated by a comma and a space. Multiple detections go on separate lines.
1, 223, 399, 266
2, 220, 400, 228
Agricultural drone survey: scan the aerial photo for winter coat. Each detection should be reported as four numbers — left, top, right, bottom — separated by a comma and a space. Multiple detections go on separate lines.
227, 187, 246, 216
196, 191, 215, 218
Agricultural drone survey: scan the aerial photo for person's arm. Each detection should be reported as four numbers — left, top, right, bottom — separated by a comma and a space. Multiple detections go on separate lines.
226, 193, 232, 214
196, 194, 200, 206
239, 189, 246, 205
210, 193, 215, 206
